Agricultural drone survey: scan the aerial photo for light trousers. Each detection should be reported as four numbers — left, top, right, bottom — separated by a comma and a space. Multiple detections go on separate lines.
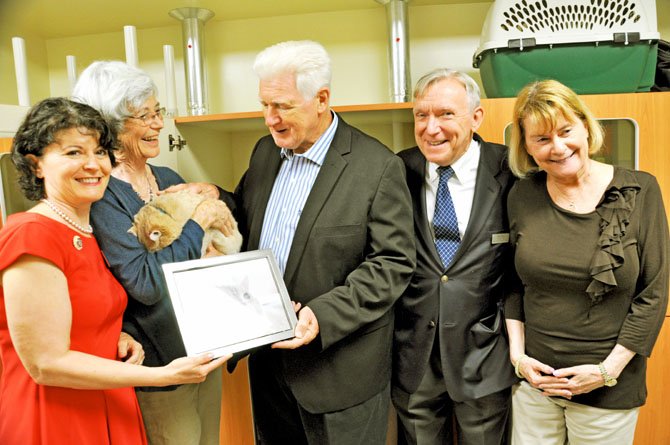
136, 367, 222, 445
511, 381, 639, 445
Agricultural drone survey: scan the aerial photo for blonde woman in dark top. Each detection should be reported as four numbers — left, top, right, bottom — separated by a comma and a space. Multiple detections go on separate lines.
504, 79, 668, 445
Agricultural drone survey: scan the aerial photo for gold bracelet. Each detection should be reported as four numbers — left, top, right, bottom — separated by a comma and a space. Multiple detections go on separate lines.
598, 362, 618, 387
514, 354, 528, 379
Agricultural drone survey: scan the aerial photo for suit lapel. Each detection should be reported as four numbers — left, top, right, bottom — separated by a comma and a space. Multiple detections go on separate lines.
404, 149, 444, 273
248, 144, 283, 250
455, 137, 503, 259
282, 120, 350, 286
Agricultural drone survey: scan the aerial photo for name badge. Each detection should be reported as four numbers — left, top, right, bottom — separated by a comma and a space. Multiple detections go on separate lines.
491, 233, 510, 244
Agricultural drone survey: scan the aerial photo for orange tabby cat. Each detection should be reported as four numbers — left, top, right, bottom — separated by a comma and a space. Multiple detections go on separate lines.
129, 190, 242, 256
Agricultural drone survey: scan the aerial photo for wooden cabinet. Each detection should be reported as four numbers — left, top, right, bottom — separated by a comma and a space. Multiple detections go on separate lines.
172, 103, 418, 192
220, 359, 254, 445
0, 139, 12, 153
637, 319, 670, 444
171, 91, 670, 444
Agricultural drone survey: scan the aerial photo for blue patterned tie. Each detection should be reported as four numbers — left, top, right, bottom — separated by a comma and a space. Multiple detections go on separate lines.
434, 166, 460, 268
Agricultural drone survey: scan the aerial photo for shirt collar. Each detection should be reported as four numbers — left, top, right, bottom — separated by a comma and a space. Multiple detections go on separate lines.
280, 111, 339, 166
428, 137, 481, 184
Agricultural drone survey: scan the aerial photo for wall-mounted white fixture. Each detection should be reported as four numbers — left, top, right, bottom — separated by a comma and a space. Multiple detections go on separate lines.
124, 25, 139, 67
66, 55, 77, 94
163, 45, 178, 117
12, 37, 30, 106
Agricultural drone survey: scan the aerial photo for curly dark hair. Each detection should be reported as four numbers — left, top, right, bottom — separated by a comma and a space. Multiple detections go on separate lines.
11, 97, 118, 201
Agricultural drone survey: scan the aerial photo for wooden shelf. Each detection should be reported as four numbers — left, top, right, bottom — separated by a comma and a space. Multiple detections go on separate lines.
174, 103, 414, 133
171, 98, 516, 140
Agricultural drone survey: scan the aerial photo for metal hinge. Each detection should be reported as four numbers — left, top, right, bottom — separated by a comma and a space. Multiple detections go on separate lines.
168, 134, 187, 151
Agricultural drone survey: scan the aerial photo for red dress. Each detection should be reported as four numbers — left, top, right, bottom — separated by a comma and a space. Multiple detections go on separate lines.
0, 213, 147, 445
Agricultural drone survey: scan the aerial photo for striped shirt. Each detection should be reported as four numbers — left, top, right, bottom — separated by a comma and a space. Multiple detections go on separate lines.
258, 112, 339, 274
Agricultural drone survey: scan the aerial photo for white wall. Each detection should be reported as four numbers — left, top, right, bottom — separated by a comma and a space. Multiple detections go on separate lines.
0, 105, 29, 138
42, 3, 491, 114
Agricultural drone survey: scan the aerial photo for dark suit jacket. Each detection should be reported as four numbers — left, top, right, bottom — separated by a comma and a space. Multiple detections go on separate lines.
235, 116, 416, 413
393, 134, 518, 402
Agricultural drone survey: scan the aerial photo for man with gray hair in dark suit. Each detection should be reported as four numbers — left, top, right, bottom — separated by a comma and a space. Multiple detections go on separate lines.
393, 68, 518, 445
235, 40, 416, 445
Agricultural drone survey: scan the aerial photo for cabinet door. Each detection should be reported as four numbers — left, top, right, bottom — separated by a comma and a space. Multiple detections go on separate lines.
634, 317, 670, 444
220, 358, 254, 445
0, 138, 12, 153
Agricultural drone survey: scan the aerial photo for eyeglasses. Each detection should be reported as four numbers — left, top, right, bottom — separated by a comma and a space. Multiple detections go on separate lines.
127, 107, 166, 126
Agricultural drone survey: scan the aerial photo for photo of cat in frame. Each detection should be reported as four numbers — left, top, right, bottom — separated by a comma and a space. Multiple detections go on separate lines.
162, 249, 298, 358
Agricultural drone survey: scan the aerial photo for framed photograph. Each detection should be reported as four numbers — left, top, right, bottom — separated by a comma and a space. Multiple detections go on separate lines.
162, 249, 298, 358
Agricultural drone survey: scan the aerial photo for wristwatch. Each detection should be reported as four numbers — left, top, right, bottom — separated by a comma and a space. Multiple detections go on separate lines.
598, 362, 618, 387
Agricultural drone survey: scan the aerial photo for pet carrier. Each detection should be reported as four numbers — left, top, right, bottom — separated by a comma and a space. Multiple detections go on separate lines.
472, 0, 660, 97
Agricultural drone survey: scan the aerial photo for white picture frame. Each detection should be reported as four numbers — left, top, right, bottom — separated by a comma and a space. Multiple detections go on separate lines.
162, 249, 297, 358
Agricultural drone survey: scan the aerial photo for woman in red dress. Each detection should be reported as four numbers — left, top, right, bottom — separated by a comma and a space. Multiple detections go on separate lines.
0, 97, 229, 444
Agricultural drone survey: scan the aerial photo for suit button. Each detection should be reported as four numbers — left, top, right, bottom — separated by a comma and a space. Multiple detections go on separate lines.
429, 321, 436, 328
441, 275, 448, 283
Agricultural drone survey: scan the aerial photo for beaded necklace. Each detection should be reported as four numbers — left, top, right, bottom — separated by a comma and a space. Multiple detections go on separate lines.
41, 199, 93, 234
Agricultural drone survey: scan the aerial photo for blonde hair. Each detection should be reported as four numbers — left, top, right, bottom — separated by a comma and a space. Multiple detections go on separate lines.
508, 79, 604, 178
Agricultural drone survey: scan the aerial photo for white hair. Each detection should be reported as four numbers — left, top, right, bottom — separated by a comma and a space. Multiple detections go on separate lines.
413, 68, 481, 111
253, 40, 332, 100
72, 61, 158, 133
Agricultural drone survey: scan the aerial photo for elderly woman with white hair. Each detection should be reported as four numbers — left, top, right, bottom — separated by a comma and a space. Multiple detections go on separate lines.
73, 61, 237, 445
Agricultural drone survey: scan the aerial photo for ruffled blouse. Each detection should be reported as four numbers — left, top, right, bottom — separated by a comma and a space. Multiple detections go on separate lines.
587, 169, 641, 305
505, 166, 668, 409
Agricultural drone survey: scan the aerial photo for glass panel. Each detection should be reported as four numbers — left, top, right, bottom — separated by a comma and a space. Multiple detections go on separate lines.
503, 118, 638, 169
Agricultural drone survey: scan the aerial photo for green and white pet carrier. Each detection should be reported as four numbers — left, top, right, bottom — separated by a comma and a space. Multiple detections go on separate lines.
473, 0, 660, 97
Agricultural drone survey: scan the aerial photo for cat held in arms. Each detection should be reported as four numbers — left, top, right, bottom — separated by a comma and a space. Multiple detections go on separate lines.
129, 190, 243, 256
